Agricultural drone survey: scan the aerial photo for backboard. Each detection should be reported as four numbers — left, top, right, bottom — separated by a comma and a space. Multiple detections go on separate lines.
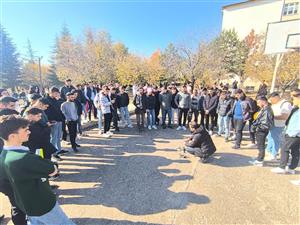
264, 19, 300, 54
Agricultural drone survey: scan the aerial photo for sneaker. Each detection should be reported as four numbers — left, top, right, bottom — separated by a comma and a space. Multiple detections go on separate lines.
75, 143, 81, 147
73, 147, 79, 152
48, 173, 60, 181
245, 143, 257, 148
271, 167, 286, 174
209, 131, 213, 136
225, 138, 229, 142
290, 180, 300, 186
232, 145, 240, 150
168, 125, 173, 129
148, 126, 152, 130
249, 160, 263, 166
102, 133, 111, 138
152, 125, 158, 130
286, 167, 296, 174
266, 155, 278, 161
162, 124, 167, 129
176, 126, 182, 131
182, 126, 187, 131
98, 130, 103, 135
128, 124, 133, 128
107, 131, 114, 135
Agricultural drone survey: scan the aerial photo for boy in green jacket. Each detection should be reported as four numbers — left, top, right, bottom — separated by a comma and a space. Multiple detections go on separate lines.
0, 115, 75, 224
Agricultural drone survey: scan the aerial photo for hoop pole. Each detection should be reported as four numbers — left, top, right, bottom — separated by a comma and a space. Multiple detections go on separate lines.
270, 53, 284, 93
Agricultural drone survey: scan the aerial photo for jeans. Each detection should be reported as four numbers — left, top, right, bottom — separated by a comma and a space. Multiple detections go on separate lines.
103, 113, 112, 133
50, 122, 62, 153
66, 121, 77, 149
28, 201, 75, 225
217, 115, 230, 138
205, 113, 217, 131
147, 109, 156, 127
136, 112, 145, 129
234, 118, 246, 147
256, 130, 269, 162
171, 108, 178, 125
62, 120, 68, 141
178, 108, 189, 126
266, 126, 284, 157
82, 103, 87, 120
162, 108, 172, 126
97, 110, 103, 130
279, 136, 300, 170
120, 107, 132, 126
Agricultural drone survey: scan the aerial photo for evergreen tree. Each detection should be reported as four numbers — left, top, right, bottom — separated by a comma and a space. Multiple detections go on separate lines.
0, 25, 21, 88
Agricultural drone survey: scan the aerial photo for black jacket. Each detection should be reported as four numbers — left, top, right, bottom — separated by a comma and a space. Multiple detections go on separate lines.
77, 89, 87, 104
203, 94, 219, 115
23, 122, 57, 159
171, 92, 179, 109
145, 95, 156, 110
44, 96, 65, 122
252, 105, 274, 132
74, 99, 83, 116
119, 93, 130, 107
110, 93, 120, 111
133, 94, 147, 114
186, 126, 216, 159
60, 85, 75, 101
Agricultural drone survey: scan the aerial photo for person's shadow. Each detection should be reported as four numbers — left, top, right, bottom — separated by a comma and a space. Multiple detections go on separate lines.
57, 154, 210, 215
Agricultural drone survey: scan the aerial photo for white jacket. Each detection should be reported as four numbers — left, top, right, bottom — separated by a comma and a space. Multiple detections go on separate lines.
100, 93, 111, 114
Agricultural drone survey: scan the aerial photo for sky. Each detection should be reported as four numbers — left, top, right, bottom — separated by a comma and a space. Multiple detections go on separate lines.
1, 0, 241, 63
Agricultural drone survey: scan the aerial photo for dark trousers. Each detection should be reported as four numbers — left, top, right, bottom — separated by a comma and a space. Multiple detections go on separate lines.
248, 119, 256, 144
136, 113, 145, 129
234, 118, 246, 147
155, 105, 160, 124
1, 188, 26, 225
162, 108, 172, 126
205, 113, 217, 131
280, 136, 300, 169
200, 110, 205, 126
256, 130, 269, 161
62, 120, 68, 141
111, 110, 119, 130
88, 100, 97, 121
77, 116, 83, 135
104, 113, 112, 133
178, 108, 189, 126
66, 121, 77, 148
188, 109, 199, 124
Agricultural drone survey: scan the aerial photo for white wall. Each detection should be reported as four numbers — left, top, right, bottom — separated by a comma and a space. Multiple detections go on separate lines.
222, 0, 284, 39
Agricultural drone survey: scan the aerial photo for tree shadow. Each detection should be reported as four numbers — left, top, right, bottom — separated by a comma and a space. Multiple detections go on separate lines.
73, 218, 166, 225
55, 127, 210, 216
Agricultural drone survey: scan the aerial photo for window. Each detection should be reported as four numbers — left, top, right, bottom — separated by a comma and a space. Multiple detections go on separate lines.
283, 2, 299, 16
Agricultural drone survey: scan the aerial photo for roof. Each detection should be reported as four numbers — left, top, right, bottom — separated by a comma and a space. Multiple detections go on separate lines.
222, 0, 260, 9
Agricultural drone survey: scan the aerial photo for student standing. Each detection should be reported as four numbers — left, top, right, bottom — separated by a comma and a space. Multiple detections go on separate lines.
133, 87, 146, 132
249, 96, 274, 166
175, 85, 191, 131
61, 92, 80, 152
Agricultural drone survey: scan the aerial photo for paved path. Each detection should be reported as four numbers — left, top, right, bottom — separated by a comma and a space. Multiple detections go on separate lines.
1, 125, 299, 225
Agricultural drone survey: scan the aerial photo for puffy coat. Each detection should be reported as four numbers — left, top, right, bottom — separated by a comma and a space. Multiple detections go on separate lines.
185, 126, 216, 159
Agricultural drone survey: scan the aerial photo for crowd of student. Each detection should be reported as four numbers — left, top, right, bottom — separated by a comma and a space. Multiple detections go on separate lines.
0, 79, 299, 224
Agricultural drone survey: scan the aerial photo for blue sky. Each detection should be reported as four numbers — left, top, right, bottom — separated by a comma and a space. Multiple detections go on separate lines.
1, 0, 240, 62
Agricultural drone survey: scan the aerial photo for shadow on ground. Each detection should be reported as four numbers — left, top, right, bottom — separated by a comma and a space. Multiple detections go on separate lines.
55, 126, 210, 219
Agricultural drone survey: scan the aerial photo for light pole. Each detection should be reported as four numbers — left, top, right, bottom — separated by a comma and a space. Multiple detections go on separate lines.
38, 56, 43, 93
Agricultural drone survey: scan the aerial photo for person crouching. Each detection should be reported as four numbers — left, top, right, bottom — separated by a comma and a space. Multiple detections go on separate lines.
183, 122, 216, 163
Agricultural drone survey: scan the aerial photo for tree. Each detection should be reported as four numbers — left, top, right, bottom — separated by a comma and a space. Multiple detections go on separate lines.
116, 54, 147, 85
214, 29, 249, 84
160, 43, 183, 83
0, 25, 21, 88
145, 50, 164, 85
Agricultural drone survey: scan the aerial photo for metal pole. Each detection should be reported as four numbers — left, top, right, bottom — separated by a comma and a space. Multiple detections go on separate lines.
38, 56, 43, 93
270, 53, 284, 93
